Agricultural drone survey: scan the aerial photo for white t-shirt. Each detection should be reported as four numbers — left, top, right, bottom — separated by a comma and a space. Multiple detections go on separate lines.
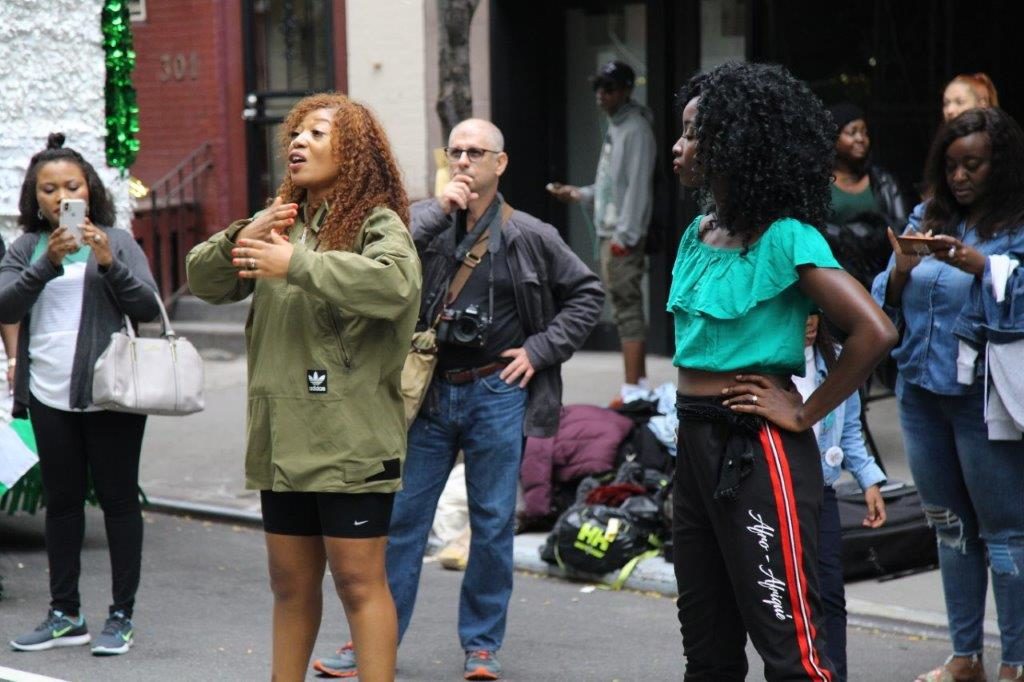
28, 261, 98, 411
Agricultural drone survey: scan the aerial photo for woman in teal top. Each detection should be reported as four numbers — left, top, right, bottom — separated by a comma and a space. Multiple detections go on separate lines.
667, 63, 897, 682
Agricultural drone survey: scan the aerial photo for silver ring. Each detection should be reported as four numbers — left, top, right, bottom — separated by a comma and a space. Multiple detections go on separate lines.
93, 234, 101, 244
750, 395, 758, 405
248, 258, 256, 271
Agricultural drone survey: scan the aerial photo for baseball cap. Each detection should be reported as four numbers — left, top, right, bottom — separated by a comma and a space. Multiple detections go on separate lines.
591, 61, 635, 91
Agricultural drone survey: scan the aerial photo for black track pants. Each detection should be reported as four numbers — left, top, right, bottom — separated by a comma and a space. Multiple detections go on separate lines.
672, 406, 835, 681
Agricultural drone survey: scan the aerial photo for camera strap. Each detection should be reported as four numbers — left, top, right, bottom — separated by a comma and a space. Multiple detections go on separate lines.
424, 200, 514, 329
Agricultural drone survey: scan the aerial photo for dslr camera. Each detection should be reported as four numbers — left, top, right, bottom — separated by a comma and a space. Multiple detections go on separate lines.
436, 304, 491, 348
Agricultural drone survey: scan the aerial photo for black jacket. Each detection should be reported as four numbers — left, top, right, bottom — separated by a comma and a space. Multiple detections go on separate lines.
410, 198, 604, 438
825, 164, 913, 289
868, 165, 911, 231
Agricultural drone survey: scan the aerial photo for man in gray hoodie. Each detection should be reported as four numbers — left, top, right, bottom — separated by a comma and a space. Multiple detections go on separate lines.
550, 61, 656, 404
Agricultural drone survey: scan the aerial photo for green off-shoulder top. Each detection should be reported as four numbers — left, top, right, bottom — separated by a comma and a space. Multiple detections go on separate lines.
666, 215, 841, 376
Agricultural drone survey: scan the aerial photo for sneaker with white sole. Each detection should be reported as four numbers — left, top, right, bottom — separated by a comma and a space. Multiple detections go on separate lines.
10, 610, 90, 651
312, 641, 358, 678
90, 611, 133, 656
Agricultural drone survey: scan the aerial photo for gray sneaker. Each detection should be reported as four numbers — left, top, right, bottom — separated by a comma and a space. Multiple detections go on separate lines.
90, 611, 133, 656
312, 641, 358, 678
10, 610, 90, 651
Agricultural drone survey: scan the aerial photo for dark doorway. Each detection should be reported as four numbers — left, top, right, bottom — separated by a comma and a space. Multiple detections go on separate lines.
489, 0, 700, 355
751, 0, 1024, 201
241, 0, 335, 214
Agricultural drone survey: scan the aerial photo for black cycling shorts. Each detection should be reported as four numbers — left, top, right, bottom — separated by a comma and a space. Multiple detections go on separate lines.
260, 490, 395, 538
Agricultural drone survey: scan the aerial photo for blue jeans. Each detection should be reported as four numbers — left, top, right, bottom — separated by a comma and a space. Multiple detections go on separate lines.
386, 372, 527, 652
898, 379, 1024, 664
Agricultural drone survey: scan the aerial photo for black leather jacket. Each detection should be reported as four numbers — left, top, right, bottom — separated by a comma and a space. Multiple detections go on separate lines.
868, 165, 911, 231
825, 164, 913, 289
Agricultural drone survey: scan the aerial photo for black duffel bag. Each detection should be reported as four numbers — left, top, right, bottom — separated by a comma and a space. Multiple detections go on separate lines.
837, 479, 938, 581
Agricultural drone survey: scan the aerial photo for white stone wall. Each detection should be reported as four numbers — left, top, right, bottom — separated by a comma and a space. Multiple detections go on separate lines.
0, 0, 132, 248
345, 0, 430, 199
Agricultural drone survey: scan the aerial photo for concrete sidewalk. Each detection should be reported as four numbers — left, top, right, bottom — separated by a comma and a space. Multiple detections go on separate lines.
136, 351, 999, 649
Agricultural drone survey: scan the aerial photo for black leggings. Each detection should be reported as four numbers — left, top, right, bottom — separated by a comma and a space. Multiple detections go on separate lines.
30, 395, 147, 618
673, 395, 835, 681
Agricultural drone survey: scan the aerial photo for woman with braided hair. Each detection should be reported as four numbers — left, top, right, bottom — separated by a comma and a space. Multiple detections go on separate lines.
187, 93, 421, 681
668, 63, 897, 680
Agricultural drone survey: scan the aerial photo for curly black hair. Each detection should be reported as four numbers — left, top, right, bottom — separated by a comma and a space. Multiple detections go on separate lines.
17, 133, 116, 232
922, 107, 1024, 240
676, 62, 835, 246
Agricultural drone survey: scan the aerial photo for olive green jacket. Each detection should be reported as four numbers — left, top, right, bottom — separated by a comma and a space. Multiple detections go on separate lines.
185, 206, 421, 493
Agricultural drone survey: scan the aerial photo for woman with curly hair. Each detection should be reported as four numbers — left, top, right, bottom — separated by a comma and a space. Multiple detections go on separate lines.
874, 107, 1024, 682
668, 62, 897, 680
186, 93, 421, 681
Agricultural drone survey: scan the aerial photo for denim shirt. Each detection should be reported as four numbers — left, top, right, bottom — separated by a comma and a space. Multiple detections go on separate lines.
806, 349, 887, 489
871, 202, 1024, 396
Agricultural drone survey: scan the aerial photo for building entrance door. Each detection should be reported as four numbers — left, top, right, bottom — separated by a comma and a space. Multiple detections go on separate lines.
490, 0, 698, 354
241, 0, 335, 214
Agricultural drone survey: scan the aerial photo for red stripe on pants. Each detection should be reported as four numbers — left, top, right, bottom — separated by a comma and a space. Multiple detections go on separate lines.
759, 425, 833, 682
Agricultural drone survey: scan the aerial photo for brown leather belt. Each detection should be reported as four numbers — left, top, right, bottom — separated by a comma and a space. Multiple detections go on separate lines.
440, 360, 509, 385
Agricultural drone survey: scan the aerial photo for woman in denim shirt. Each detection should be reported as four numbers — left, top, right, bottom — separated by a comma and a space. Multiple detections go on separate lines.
872, 108, 1024, 682
793, 314, 887, 682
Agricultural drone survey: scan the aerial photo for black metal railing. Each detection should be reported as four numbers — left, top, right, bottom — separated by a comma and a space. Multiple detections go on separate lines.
133, 143, 213, 302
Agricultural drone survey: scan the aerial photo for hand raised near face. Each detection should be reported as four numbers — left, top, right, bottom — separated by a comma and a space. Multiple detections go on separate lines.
439, 174, 478, 214
235, 197, 299, 243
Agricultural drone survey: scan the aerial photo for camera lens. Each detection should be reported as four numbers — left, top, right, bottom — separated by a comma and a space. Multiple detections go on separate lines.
452, 317, 479, 344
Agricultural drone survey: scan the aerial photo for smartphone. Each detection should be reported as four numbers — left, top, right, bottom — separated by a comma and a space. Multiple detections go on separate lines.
896, 234, 948, 256
59, 198, 87, 245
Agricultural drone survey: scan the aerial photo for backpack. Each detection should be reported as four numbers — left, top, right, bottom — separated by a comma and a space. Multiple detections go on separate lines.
539, 461, 669, 580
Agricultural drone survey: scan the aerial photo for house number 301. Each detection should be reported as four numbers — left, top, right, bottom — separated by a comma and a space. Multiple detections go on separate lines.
159, 52, 199, 81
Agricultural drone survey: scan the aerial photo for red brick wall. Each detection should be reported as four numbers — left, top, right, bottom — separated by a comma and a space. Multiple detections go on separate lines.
131, 0, 247, 233
131, 1, 347, 235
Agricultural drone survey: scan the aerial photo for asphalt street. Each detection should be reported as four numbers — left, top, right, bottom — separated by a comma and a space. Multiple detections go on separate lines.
0, 507, 981, 682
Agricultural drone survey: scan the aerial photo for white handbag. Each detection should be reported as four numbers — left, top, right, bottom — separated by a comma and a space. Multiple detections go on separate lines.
92, 291, 205, 416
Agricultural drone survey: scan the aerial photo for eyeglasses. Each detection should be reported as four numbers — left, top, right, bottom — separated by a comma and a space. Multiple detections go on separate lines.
444, 146, 501, 163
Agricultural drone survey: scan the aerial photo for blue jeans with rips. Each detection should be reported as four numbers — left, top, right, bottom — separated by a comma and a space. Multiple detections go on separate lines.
386, 372, 527, 652
898, 378, 1024, 665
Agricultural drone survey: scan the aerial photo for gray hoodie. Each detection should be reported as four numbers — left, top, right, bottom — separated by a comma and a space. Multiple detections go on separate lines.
578, 100, 656, 248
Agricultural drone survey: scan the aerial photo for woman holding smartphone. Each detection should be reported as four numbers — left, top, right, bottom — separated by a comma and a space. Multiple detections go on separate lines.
873, 107, 1024, 682
0, 133, 160, 656
186, 93, 420, 682
668, 62, 897, 681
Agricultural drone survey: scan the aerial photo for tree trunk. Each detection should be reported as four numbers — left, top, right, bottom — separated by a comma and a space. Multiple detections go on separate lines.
436, 0, 480, 140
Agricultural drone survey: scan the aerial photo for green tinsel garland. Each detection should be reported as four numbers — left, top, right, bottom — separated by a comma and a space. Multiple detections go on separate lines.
102, 0, 140, 171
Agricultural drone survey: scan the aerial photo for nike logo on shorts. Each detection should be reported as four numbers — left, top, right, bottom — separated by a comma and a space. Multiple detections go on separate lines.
353, 520, 369, 526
